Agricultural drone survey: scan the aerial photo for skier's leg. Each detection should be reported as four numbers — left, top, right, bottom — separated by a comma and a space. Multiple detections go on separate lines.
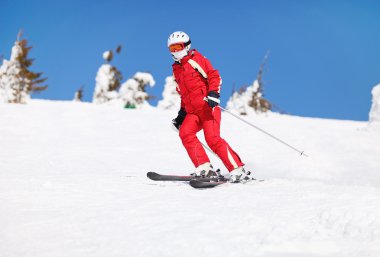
179, 113, 210, 168
202, 107, 244, 172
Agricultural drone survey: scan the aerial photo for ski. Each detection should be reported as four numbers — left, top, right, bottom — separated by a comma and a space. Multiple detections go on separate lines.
147, 171, 212, 182
190, 178, 264, 189
189, 179, 227, 189
147, 171, 262, 189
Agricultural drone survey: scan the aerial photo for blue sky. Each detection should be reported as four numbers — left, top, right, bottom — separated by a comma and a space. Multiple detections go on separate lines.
1, 0, 379, 121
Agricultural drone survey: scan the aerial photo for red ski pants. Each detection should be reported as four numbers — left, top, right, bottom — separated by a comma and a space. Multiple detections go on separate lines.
179, 106, 244, 172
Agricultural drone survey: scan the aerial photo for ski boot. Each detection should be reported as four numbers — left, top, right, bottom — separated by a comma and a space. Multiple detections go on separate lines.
191, 162, 219, 180
229, 166, 254, 183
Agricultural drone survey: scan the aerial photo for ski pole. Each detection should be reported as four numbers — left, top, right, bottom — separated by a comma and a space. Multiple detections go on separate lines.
218, 106, 309, 157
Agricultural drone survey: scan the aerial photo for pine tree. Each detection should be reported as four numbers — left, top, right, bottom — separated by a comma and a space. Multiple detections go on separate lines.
73, 85, 84, 102
17, 38, 48, 94
248, 51, 272, 113
226, 51, 272, 115
92, 49, 123, 104
0, 31, 47, 103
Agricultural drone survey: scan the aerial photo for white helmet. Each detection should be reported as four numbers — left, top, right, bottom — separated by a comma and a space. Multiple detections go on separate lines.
167, 31, 191, 61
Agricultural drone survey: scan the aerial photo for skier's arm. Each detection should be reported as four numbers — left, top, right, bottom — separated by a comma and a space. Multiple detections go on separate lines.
193, 55, 221, 107
198, 56, 222, 94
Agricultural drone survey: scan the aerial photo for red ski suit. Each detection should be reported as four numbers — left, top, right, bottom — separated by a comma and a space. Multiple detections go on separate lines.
172, 49, 244, 172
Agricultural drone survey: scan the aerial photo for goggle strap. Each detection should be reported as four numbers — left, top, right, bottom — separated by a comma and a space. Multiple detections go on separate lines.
184, 40, 191, 47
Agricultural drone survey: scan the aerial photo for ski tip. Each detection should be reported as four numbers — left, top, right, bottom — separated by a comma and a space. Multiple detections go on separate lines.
147, 171, 158, 180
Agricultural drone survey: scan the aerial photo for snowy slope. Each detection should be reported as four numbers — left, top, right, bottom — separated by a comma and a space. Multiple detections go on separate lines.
1, 100, 380, 257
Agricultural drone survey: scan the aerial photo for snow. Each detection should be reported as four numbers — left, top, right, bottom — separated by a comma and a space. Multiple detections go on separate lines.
133, 72, 155, 87
10, 41, 23, 61
102, 50, 112, 61
1, 100, 380, 257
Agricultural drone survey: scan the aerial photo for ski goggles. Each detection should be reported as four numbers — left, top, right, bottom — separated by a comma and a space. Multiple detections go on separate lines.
168, 40, 191, 52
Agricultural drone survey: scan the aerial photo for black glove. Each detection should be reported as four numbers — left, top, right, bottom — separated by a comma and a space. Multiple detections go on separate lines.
206, 91, 220, 108
172, 108, 187, 130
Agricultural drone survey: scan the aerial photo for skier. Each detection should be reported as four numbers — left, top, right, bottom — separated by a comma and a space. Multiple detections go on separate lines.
168, 31, 253, 183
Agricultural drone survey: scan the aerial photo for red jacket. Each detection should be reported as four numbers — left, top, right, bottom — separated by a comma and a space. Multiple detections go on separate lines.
172, 49, 221, 114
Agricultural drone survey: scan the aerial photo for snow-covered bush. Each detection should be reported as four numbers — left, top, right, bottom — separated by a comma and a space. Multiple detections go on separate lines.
119, 72, 155, 108
369, 83, 380, 123
92, 50, 122, 104
157, 76, 180, 110
0, 36, 47, 103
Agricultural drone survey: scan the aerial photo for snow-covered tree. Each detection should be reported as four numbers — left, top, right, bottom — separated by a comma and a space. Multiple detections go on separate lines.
92, 46, 155, 108
227, 84, 256, 115
0, 44, 22, 103
0, 34, 47, 103
119, 72, 155, 108
92, 50, 122, 104
157, 76, 180, 110
369, 83, 380, 123
227, 52, 272, 115
73, 85, 84, 102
